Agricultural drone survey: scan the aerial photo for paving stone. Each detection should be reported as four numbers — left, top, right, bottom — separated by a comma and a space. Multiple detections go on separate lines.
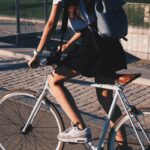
0, 56, 149, 118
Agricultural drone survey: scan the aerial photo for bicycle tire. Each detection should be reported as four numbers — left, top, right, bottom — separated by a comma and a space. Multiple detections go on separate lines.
108, 108, 150, 150
0, 89, 65, 150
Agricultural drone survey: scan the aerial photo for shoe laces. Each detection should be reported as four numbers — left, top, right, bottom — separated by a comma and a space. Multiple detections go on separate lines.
64, 122, 81, 133
64, 126, 74, 133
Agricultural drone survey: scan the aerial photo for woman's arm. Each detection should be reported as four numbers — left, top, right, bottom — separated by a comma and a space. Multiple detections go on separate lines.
37, 4, 61, 53
66, 32, 81, 47
61, 32, 81, 52
28, 3, 61, 68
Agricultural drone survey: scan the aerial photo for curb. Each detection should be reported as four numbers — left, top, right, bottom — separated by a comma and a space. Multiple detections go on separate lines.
127, 66, 150, 86
132, 77, 150, 86
0, 49, 32, 60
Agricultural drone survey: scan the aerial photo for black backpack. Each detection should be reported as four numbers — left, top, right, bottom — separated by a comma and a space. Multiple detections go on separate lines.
61, 0, 128, 40
94, 0, 128, 39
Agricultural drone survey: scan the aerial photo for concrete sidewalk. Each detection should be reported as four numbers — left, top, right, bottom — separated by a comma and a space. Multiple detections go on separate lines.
0, 41, 150, 86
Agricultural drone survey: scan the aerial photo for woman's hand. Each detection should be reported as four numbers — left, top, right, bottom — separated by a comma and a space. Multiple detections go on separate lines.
58, 43, 69, 52
28, 54, 40, 68
58, 32, 81, 52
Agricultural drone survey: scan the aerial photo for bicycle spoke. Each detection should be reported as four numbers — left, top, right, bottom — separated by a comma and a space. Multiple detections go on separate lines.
33, 127, 57, 146
4, 100, 25, 125
0, 103, 20, 127
30, 133, 51, 150
0, 90, 64, 150
108, 109, 150, 150
2, 131, 20, 149
30, 134, 39, 150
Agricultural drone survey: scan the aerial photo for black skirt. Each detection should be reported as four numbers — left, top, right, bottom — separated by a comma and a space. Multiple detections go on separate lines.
60, 29, 127, 77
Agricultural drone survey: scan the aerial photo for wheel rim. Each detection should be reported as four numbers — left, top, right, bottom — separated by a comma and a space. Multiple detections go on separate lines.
109, 111, 150, 150
0, 91, 63, 150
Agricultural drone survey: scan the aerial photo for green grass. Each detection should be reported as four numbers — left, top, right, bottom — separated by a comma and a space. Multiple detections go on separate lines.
0, 0, 149, 18
0, 0, 149, 28
127, 0, 150, 3
125, 3, 150, 28
125, 5, 144, 27
0, 0, 52, 18
0, 0, 149, 16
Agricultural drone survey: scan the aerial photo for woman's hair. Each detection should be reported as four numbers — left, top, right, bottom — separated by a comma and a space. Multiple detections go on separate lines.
85, 0, 94, 14
68, 0, 79, 6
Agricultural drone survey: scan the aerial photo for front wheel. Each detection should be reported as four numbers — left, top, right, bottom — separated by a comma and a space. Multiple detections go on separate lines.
0, 89, 64, 150
108, 108, 150, 150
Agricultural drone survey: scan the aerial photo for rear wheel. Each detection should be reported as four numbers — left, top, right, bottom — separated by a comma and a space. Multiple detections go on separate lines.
108, 108, 150, 150
0, 89, 64, 150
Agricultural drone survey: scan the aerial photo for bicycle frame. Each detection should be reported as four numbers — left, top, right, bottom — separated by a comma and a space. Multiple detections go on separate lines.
21, 79, 49, 133
21, 78, 149, 150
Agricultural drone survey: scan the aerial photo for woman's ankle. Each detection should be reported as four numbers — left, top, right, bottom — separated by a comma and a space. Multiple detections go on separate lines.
117, 144, 132, 150
72, 121, 86, 130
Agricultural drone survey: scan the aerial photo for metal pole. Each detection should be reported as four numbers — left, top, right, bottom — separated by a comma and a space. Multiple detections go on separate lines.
44, 0, 49, 24
148, 4, 150, 60
15, 0, 20, 45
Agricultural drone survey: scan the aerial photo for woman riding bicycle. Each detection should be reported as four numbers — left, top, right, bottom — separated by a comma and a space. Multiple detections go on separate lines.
28, 0, 130, 149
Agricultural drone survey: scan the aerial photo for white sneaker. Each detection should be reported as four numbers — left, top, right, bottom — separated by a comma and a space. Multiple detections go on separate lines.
57, 124, 91, 143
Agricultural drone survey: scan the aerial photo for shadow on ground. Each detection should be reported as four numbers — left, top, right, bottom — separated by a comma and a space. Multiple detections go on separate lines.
126, 51, 140, 64
0, 62, 28, 71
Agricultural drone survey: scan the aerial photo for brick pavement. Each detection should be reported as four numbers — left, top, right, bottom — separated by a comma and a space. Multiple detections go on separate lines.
0, 56, 149, 118
0, 14, 150, 150
0, 55, 150, 149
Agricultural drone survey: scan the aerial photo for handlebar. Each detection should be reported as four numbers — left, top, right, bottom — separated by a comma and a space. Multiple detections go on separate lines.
29, 50, 62, 69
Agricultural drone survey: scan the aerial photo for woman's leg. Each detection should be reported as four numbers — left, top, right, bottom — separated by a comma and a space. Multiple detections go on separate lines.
95, 75, 127, 144
48, 66, 86, 130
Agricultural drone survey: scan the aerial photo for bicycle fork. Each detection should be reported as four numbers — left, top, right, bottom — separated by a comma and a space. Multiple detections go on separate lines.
21, 80, 49, 133
0, 143, 5, 150
118, 90, 150, 150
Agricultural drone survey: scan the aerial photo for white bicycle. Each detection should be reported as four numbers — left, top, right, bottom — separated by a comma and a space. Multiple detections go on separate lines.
0, 65, 150, 150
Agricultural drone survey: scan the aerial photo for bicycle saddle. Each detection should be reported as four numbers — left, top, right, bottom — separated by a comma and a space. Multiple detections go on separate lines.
116, 73, 141, 85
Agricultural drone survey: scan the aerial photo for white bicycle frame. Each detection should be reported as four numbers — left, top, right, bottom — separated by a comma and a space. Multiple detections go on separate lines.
21, 78, 149, 150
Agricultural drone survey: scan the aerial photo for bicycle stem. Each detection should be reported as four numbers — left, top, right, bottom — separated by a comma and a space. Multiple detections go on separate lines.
22, 79, 49, 133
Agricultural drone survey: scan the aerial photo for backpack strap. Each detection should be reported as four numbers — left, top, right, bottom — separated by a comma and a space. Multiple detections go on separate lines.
59, 0, 79, 51
81, 0, 95, 25
59, 0, 69, 52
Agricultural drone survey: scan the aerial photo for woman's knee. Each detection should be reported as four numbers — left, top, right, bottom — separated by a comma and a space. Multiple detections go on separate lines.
48, 70, 63, 88
102, 90, 109, 97
96, 88, 112, 98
